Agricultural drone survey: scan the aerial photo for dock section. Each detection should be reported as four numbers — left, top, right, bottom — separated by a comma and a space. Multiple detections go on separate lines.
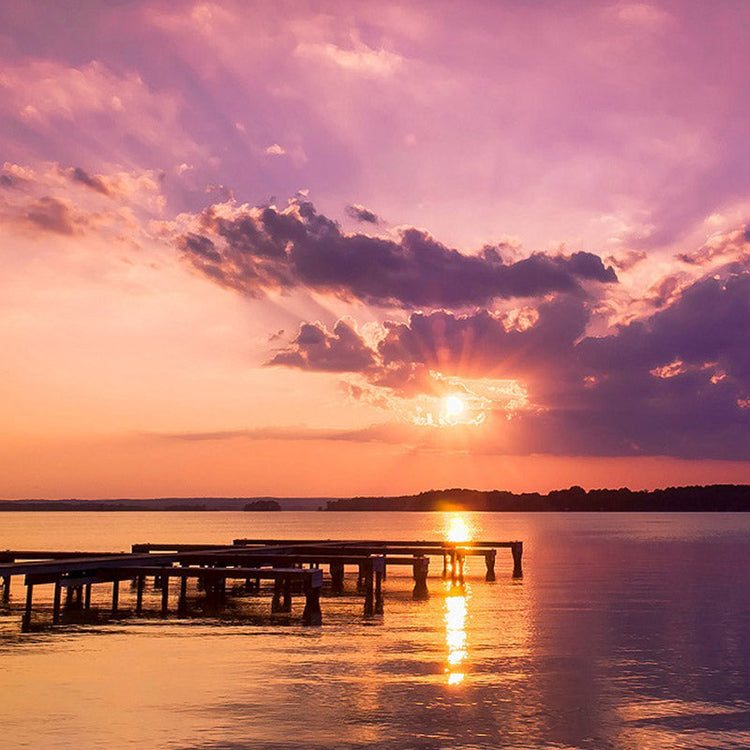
0, 537, 522, 632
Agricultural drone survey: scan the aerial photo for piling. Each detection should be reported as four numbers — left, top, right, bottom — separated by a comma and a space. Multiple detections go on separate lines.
511, 542, 523, 578
22, 583, 33, 631
484, 549, 496, 582
412, 557, 429, 600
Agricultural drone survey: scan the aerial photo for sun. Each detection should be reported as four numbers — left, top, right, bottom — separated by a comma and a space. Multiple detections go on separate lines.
445, 395, 464, 418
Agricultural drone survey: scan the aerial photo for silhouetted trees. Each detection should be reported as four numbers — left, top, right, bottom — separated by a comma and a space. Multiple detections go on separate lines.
325, 484, 750, 512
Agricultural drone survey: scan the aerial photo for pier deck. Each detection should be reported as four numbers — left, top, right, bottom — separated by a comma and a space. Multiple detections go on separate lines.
1, 537, 522, 632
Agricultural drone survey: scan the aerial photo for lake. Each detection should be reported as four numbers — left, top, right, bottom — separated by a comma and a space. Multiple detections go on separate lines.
1, 511, 749, 749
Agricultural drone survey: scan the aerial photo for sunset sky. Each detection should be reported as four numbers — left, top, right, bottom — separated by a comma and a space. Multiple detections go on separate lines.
1, 0, 749, 498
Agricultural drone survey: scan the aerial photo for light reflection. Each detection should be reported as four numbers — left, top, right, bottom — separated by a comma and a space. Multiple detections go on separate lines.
445, 514, 472, 543
444, 585, 469, 685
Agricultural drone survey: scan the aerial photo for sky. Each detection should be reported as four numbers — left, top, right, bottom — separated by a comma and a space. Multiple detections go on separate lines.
1, 0, 749, 499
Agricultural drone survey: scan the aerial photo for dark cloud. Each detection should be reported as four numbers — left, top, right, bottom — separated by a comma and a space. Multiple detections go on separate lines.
70, 167, 111, 195
605, 249, 647, 272
179, 200, 617, 309
24, 196, 77, 234
268, 266, 750, 460
345, 203, 380, 224
267, 320, 376, 373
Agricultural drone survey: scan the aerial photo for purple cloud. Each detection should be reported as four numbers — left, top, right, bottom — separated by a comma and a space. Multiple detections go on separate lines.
268, 319, 377, 373
180, 200, 617, 308
24, 196, 77, 235
345, 203, 380, 224
268, 260, 750, 459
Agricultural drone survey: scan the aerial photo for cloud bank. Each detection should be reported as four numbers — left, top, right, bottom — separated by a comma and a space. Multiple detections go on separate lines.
179, 199, 617, 309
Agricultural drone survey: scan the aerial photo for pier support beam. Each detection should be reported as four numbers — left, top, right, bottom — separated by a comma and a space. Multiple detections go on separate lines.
135, 575, 144, 615
84, 583, 92, 611
52, 580, 62, 624
363, 563, 374, 617
111, 577, 120, 615
302, 587, 322, 626
2, 575, 10, 603
271, 579, 283, 613
511, 542, 523, 579
161, 576, 170, 615
412, 557, 429, 600
282, 579, 292, 613
484, 550, 496, 582
22, 583, 34, 631
374, 570, 384, 615
178, 576, 188, 614
329, 561, 345, 595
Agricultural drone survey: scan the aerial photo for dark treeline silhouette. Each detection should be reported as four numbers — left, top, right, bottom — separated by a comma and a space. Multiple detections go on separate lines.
326, 484, 750, 512
243, 500, 281, 511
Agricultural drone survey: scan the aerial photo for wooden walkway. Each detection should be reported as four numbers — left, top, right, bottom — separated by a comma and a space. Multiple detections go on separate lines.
0, 538, 522, 631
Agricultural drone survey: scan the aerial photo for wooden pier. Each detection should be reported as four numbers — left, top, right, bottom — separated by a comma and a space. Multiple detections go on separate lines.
0, 538, 522, 632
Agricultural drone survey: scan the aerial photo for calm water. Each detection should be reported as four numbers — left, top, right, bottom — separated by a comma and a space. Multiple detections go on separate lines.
1, 512, 749, 750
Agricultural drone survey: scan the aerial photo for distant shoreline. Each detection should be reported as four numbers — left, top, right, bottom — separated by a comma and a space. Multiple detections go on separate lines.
1, 484, 748, 511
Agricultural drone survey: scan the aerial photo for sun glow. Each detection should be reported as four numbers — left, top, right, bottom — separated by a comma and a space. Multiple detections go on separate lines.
445, 395, 464, 418
446, 514, 472, 543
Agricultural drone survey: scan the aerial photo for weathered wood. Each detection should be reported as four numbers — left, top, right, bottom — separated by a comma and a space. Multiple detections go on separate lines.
511, 542, 523, 578
13, 537, 520, 632
329, 561, 345, 594
1, 574, 10, 603
484, 549, 496, 582
161, 576, 170, 615
135, 575, 144, 614
52, 580, 62, 624
302, 586, 322, 626
363, 564, 374, 617
22, 583, 33, 631
412, 557, 429, 600
374, 570, 383, 615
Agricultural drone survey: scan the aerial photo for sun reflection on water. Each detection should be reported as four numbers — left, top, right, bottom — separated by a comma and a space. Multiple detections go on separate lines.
445, 514, 472, 543
444, 585, 469, 685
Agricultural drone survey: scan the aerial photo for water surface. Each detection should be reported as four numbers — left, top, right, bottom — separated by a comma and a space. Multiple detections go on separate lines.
1, 512, 749, 749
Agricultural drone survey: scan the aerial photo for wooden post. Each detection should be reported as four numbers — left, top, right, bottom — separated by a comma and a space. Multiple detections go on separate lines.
511, 542, 523, 578
161, 575, 170, 615
374, 569, 384, 615
2, 575, 10, 603
22, 583, 34, 631
442, 553, 448, 579
363, 561, 374, 617
330, 561, 345, 595
302, 586, 322, 625
356, 563, 365, 594
449, 551, 457, 583
84, 583, 92, 610
112, 577, 120, 615
412, 557, 429, 600
484, 549, 496, 582
65, 586, 74, 609
52, 579, 62, 624
178, 576, 188, 613
271, 579, 283, 613
456, 552, 465, 585
135, 575, 144, 614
